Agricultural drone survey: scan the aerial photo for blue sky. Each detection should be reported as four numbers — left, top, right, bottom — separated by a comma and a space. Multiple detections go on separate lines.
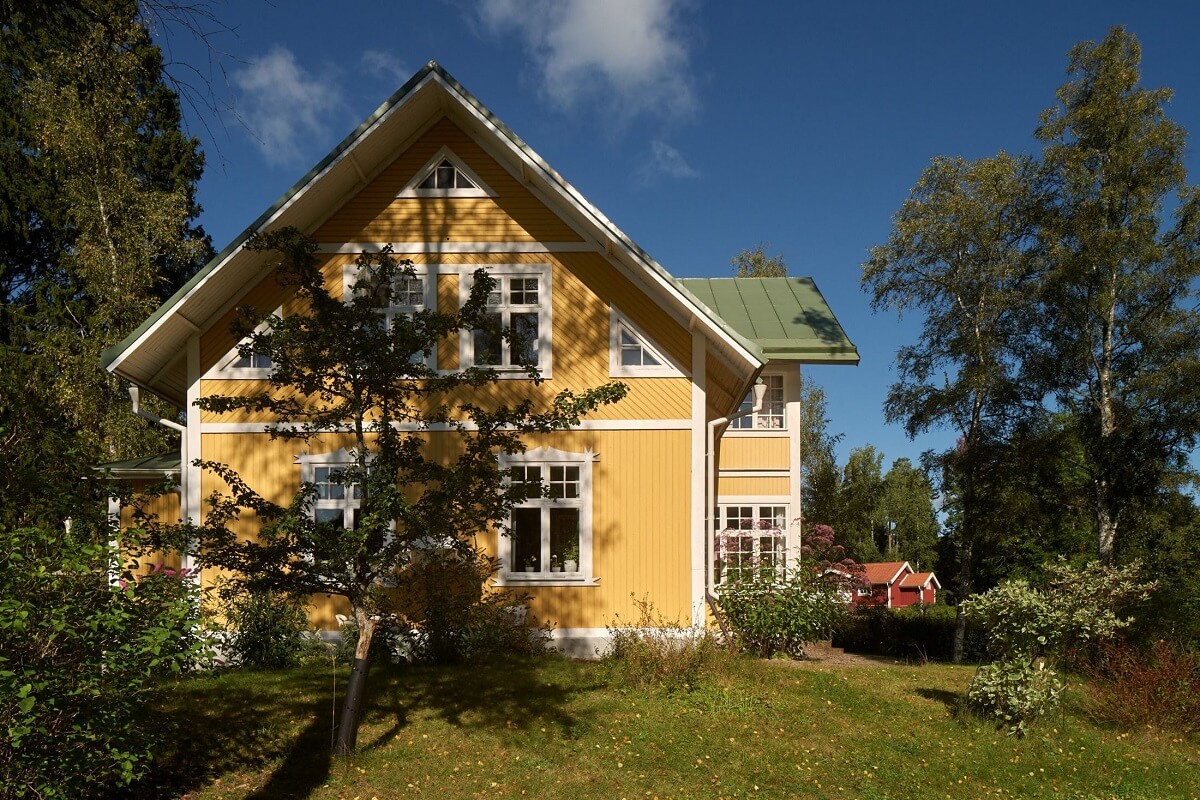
152, 0, 1200, 473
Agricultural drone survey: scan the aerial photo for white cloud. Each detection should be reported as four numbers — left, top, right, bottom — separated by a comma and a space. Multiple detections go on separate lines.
361, 50, 408, 85
234, 46, 342, 167
477, 0, 696, 120
636, 139, 699, 185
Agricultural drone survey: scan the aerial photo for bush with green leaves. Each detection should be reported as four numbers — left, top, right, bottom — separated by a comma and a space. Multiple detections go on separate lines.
962, 559, 1152, 735
835, 604, 984, 662
219, 583, 311, 669
604, 596, 728, 693
719, 573, 848, 659
0, 527, 206, 799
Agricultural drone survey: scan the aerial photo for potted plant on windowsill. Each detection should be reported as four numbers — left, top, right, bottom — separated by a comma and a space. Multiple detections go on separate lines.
563, 542, 579, 574
524, 555, 538, 573
550, 554, 563, 573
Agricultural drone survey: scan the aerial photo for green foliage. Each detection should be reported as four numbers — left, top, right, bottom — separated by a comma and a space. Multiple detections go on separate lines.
0, 0, 210, 528
0, 526, 206, 798
835, 605, 984, 663
719, 573, 848, 659
965, 659, 1064, 738
396, 549, 550, 664
604, 596, 728, 693
730, 243, 787, 277
219, 583, 311, 670
962, 559, 1152, 735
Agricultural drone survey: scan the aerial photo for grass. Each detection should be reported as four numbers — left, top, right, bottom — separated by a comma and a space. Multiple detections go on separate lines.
133, 656, 1200, 799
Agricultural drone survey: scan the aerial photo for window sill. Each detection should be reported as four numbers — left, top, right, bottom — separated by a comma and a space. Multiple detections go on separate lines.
492, 573, 600, 588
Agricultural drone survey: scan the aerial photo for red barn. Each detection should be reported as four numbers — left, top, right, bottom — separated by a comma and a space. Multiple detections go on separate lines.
854, 561, 940, 608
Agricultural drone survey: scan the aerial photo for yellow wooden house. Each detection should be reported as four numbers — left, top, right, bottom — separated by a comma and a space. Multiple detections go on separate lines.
101, 62, 858, 656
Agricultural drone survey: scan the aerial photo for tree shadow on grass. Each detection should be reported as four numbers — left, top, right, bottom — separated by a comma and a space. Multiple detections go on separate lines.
133, 656, 600, 798
915, 686, 965, 715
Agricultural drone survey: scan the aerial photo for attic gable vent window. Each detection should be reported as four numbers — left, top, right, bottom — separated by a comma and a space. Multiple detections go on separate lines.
608, 308, 685, 378
397, 146, 495, 198
418, 160, 477, 190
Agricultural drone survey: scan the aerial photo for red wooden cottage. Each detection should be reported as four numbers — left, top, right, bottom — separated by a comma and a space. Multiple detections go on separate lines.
854, 561, 940, 608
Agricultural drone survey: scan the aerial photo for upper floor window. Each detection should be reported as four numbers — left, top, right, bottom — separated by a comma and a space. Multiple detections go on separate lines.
729, 374, 785, 429
345, 263, 432, 365
608, 308, 684, 378
396, 146, 495, 199
461, 267, 552, 374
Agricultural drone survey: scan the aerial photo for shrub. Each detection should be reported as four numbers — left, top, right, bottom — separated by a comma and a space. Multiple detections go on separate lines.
0, 527, 207, 799
719, 574, 846, 659
219, 583, 310, 669
835, 604, 983, 662
396, 549, 550, 664
966, 659, 1064, 737
962, 559, 1152, 736
604, 596, 727, 693
1082, 639, 1200, 733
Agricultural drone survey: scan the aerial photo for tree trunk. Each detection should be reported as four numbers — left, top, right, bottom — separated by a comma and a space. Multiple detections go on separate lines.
952, 535, 972, 664
334, 610, 376, 755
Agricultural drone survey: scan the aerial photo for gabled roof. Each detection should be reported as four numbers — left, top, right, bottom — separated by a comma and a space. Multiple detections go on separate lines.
900, 571, 941, 590
862, 561, 911, 586
678, 278, 859, 364
102, 61, 765, 406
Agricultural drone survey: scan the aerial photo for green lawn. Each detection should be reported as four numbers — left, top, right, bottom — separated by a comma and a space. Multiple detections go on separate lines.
137, 656, 1200, 799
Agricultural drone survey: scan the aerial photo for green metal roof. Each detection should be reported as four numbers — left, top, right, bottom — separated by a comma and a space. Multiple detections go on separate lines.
677, 278, 859, 364
94, 452, 182, 478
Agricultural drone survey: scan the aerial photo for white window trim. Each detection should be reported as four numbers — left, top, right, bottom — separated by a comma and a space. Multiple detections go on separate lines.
341, 262, 434, 367
204, 309, 281, 380
608, 307, 685, 378
295, 448, 368, 529
458, 264, 553, 379
494, 447, 598, 587
725, 372, 787, 434
396, 146, 496, 199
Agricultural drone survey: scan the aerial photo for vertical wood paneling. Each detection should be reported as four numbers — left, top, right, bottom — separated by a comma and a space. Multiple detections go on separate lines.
718, 437, 790, 470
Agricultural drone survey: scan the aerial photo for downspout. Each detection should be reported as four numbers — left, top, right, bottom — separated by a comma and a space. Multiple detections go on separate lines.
705, 378, 766, 619
128, 386, 192, 575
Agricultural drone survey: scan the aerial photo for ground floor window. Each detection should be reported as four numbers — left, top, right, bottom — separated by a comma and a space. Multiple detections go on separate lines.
714, 503, 788, 585
500, 447, 596, 584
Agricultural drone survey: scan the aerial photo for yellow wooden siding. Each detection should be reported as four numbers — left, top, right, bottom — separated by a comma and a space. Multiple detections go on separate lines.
717, 476, 790, 496
197, 428, 693, 630
198, 250, 694, 423
313, 117, 583, 244
119, 485, 182, 575
717, 437, 789, 471
436, 273, 460, 370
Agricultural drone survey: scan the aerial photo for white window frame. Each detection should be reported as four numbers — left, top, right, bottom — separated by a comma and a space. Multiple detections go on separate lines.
728, 373, 786, 431
459, 265, 553, 378
396, 146, 496, 199
296, 448, 365, 530
608, 307, 685, 378
495, 447, 598, 586
204, 310, 281, 380
342, 262, 434, 366
713, 502, 789, 587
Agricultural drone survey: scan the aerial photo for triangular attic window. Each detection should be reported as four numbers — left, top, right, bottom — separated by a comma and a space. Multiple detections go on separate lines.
417, 160, 478, 191
609, 309, 684, 377
397, 146, 495, 198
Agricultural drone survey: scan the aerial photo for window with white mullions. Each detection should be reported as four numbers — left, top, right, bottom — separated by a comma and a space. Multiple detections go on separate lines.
311, 464, 362, 530
500, 448, 595, 583
472, 275, 541, 368
730, 374, 785, 429
714, 503, 788, 585
417, 159, 479, 191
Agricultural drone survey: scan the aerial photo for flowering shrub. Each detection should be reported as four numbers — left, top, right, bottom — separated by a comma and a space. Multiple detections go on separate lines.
719, 573, 847, 658
0, 528, 207, 798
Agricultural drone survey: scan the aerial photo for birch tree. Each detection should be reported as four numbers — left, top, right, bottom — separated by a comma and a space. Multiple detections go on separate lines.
1029, 26, 1200, 563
